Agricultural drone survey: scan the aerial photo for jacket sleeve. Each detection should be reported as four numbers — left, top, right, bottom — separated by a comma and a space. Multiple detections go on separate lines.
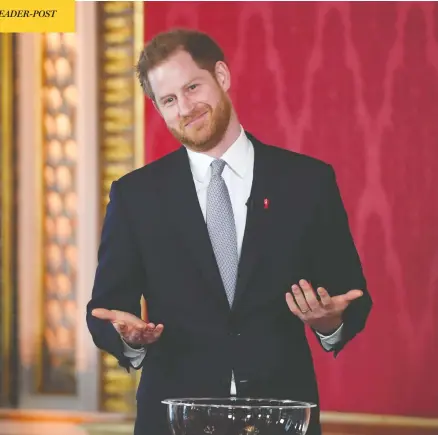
86, 180, 147, 370
310, 164, 372, 356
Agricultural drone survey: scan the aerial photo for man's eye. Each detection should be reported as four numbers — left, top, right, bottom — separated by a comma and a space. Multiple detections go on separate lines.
188, 84, 198, 91
164, 97, 174, 105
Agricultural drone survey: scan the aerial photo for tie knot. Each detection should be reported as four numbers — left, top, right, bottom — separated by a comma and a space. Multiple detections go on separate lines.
211, 159, 226, 177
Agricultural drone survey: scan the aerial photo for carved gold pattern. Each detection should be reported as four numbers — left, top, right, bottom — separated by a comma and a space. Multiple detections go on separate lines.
38, 32, 77, 395
0, 34, 14, 405
97, 1, 144, 413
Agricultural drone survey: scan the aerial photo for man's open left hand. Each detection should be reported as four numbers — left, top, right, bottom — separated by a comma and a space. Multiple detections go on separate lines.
285, 279, 363, 335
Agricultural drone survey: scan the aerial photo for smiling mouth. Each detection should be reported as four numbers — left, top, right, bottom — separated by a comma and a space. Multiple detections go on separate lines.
185, 111, 208, 127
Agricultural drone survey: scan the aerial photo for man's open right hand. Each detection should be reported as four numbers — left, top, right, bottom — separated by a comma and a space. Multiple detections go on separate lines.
91, 308, 164, 347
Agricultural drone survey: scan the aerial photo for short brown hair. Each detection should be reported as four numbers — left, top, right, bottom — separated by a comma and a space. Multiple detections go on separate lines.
135, 28, 226, 100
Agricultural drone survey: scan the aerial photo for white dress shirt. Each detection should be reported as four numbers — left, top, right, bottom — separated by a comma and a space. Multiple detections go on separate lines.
121, 127, 343, 393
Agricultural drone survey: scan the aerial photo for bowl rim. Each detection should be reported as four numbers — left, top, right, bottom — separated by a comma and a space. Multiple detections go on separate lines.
161, 397, 317, 409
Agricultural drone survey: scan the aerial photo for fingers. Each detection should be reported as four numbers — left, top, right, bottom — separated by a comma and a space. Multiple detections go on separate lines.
331, 289, 363, 308
288, 280, 334, 317
291, 281, 362, 309
285, 292, 305, 318
92, 308, 164, 345
153, 324, 164, 339
91, 308, 117, 322
119, 322, 164, 346
115, 311, 146, 329
291, 279, 322, 313
344, 289, 363, 301
92, 308, 145, 329
143, 323, 164, 342
291, 284, 311, 313
297, 280, 320, 310
317, 287, 332, 307
287, 280, 363, 332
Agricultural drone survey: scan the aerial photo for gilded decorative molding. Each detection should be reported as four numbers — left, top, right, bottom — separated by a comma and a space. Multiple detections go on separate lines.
133, 1, 145, 169
37, 32, 78, 395
97, 1, 144, 413
0, 34, 14, 405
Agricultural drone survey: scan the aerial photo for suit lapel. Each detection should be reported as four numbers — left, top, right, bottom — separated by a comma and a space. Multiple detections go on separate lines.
161, 147, 230, 309
232, 135, 272, 310
161, 135, 278, 312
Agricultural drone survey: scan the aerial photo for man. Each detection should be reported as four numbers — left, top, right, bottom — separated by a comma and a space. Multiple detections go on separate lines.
87, 29, 372, 435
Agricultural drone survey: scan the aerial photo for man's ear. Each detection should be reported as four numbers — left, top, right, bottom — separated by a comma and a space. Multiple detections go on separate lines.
214, 61, 231, 93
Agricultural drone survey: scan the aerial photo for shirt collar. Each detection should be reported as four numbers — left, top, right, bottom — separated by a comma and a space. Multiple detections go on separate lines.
186, 126, 252, 183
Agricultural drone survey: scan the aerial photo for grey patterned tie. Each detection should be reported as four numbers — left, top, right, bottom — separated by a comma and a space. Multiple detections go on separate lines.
206, 159, 239, 307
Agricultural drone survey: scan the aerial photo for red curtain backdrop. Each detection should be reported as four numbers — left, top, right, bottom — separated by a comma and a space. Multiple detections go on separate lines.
144, 2, 438, 417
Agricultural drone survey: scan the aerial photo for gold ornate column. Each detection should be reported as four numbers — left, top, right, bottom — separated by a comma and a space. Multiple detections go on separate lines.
37, 32, 78, 395
0, 34, 17, 407
97, 1, 145, 413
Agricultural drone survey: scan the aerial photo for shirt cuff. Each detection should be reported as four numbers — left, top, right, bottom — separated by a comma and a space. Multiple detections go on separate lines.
121, 338, 147, 368
315, 323, 343, 351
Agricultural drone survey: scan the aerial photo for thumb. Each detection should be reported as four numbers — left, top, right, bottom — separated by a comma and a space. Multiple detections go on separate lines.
91, 308, 117, 321
344, 289, 363, 302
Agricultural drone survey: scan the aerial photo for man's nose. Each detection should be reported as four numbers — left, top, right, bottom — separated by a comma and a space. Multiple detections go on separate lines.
178, 95, 194, 117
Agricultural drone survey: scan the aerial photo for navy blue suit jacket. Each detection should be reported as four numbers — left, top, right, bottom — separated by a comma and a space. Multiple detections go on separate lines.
86, 133, 372, 435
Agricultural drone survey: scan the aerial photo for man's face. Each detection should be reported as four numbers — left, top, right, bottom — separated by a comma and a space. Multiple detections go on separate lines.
148, 50, 232, 152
